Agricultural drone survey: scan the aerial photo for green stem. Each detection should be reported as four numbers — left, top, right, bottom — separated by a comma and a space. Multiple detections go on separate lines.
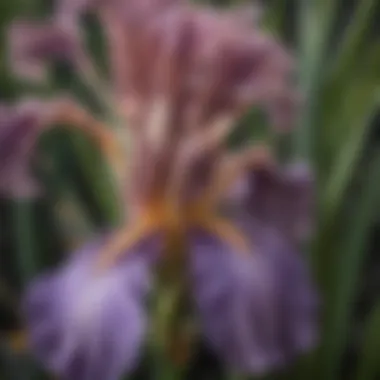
12, 201, 37, 286
70, 135, 122, 226
355, 304, 380, 380
10, 200, 41, 380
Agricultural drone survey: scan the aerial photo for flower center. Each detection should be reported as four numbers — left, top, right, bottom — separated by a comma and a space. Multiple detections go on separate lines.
96, 196, 249, 271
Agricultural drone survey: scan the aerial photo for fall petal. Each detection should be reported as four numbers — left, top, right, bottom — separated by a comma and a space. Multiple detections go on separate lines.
188, 222, 318, 374
228, 161, 315, 245
23, 235, 162, 380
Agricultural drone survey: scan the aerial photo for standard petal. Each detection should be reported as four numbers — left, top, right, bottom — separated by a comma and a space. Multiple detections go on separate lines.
8, 20, 80, 82
0, 101, 44, 198
23, 234, 162, 380
54, 0, 296, 124
188, 222, 318, 374
0, 97, 119, 199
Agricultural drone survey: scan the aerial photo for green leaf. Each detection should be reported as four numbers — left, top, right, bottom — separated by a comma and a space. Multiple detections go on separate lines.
355, 303, 380, 380
315, 150, 380, 380
329, 0, 377, 80
316, 45, 380, 183
263, 0, 287, 36
295, 0, 340, 160
11, 201, 38, 286
321, 98, 377, 226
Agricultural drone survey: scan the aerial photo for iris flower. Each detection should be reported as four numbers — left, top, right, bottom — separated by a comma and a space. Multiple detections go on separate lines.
2, 0, 318, 379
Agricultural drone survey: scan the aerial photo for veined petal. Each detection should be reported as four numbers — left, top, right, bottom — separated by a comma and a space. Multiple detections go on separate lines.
54, 0, 183, 98
0, 97, 121, 199
188, 221, 318, 374
23, 234, 162, 380
8, 20, 80, 82
55, 0, 296, 125
227, 161, 315, 245
250, 162, 314, 244
0, 100, 44, 198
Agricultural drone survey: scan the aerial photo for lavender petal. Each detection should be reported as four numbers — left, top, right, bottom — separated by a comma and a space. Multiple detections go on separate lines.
188, 222, 318, 374
229, 161, 315, 245
23, 234, 162, 380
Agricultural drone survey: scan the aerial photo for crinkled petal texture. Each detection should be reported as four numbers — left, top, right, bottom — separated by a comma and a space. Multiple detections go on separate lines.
0, 98, 80, 198
9, 20, 79, 82
0, 101, 44, 198
230, 162, 314, 244
189, 221, 318, 374
23, 235, 162, 380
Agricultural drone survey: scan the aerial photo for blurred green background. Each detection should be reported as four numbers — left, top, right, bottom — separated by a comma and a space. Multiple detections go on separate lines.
1, 0, 380, 380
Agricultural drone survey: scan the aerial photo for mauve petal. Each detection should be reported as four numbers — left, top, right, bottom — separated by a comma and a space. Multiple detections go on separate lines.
54, 0, 296, 125
8, 20, 79, 82
39, 0, 183, 104
23, 234, 162, 380
0, 101, 44, 198
0, 97, 107, 199
188, 220, 318, 374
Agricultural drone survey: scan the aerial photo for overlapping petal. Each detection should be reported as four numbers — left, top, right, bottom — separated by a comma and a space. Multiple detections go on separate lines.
50, 0, 296, 127
0, 96, 121, 199
188, 221, 318, 374
0, 100, 46, 198
227, 161, 315, 244
9, 1, 319, 377
8, 20, 80, 82
6, 0, 299, 206
23, 234, 162, 380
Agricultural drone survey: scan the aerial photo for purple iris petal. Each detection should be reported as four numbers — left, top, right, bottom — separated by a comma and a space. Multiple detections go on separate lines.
188, 221, 318, 374
231, 162, 314, 244
9, 20, 80, 82
23, 234, 162, 380
0, 101, 44, 198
